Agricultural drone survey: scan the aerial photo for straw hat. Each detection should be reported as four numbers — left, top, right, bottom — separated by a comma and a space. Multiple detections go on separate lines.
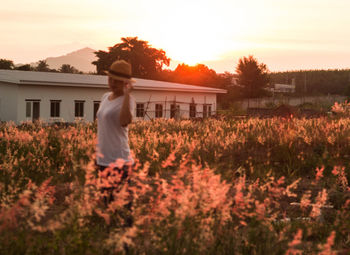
105, 60, 135, 83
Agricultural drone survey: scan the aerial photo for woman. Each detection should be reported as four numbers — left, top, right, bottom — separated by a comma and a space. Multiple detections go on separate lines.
96, 60, 135, 206
96, 59, 135, 169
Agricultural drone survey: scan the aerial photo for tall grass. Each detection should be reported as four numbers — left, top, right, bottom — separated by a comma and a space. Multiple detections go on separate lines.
0, 116, 349, 254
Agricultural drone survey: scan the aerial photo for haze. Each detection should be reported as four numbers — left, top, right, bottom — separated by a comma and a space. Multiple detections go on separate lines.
1, 0, 350, 72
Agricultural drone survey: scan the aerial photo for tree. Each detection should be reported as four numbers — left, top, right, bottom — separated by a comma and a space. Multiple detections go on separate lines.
172, 63, 219, 87
216, 72, 244, 108
59, 64, 80, 74
345, 84, 350, 98
16, 64, 33, 71
0, 59, 14, 70
157, 63, 231, 89
35, 60, 51, 72
270, 69, 350, 96
92, 37, 170, 79
236, 55, 269, 98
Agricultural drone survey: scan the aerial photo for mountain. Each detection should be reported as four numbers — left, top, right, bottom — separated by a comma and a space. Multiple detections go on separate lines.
36, 47, 97, 73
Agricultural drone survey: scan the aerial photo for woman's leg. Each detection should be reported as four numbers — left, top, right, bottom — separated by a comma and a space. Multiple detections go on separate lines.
96, 164, 114, 205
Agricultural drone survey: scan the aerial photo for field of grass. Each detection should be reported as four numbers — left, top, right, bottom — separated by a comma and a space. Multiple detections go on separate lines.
0, 115, 349, 254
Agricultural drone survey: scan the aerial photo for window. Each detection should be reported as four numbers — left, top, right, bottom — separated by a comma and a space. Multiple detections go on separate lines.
50, 100, 60, 118
32, 102, 40, 120
26, 102, 31, 118
203, 104, 208, 118
155, 104, 163, 118
75, 101, 84, 117
93, 101, 100, 120
136, 103, 145, 117
203, 104, 212, 118
25, 100, 40, 121
189, 103, 196, 118
170, 104, 180, 119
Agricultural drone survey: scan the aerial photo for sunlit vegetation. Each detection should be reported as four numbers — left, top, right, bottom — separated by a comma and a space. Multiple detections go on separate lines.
1, 109, 350, 254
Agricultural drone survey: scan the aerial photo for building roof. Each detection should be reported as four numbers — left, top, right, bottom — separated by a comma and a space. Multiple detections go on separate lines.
0, 70, 226, 94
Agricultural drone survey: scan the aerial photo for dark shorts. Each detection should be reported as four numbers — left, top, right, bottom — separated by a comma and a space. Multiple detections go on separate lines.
97, 164, 131, 181
96, 163, 134, 195
96, 164, 134, 227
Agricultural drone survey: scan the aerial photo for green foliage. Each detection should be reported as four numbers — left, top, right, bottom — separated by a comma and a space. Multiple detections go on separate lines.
35, 60, 51, 72
297, 101, 333, 112
171, 64, 217, 86
270, 69, 350, 95
92, 37, 170, 79
265, 101, 277, 108
158, 65, 233, 91
344, 85, 350, 97
0, 59, 14, 70
236, 55, 270, 98
219, 102, 246, 117
218, 85, 245, 109
15, 64, 33, 71
59, 64, 81, 74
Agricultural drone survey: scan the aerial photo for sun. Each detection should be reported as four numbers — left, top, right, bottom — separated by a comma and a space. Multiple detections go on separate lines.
146, 2, 234, 66
155, 24, 230, 67
165, 41, 220, 66
108, 0, 253, 67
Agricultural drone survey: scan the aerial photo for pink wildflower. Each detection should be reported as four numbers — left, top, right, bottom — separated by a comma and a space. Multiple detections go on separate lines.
310, 189, 328, 218
286, 229, 303, 255
95, 209, 111, 225
315, 166, 325, 181
331, 166, 339, 176
161, 151, 176, 168
318, 231, 336, 255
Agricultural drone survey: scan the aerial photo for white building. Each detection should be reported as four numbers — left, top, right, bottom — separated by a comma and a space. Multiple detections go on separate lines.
274, 83, 296, 93
0, 70, 226, 123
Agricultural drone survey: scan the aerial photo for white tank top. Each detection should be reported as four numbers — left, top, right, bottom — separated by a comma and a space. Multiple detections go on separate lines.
96, 92, 135, 166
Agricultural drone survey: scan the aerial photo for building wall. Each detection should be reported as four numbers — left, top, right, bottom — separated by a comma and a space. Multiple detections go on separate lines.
15, 85, 218, 123
0, 82, 18, 122
274, 84, 296, 93
132, 90, 217, 120
18, 85, 108, 123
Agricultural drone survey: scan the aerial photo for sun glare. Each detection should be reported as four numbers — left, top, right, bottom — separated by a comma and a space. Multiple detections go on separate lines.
101, 0, 258, 68
154, 22, 233, 66
145, 1, 241, 66
165, 39, 223, 66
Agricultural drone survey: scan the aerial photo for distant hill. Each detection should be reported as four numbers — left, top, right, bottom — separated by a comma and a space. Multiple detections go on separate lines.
31, 47, 97, 73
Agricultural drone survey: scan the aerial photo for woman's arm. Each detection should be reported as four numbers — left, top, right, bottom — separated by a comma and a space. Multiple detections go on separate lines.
119, 84, 133, 127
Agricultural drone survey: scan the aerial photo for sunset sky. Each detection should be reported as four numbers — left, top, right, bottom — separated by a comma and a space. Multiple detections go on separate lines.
1, 0, 350, 72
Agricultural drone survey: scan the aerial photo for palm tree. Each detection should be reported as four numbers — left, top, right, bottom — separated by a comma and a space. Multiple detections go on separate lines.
35, 60, 50, 72
59, 64, 80, 73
